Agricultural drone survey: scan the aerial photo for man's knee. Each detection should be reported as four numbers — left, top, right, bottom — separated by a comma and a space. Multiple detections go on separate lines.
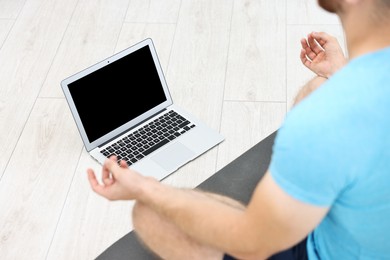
132, 201, 152, 234
293, 76, 327, 106
132, 201, 223, 260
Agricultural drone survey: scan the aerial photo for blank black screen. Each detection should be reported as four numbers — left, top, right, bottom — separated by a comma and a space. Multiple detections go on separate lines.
68, 45, 167, 143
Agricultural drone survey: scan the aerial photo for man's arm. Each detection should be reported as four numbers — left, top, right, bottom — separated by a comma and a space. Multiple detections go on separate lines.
88, 159, 328, 259
294, 32, 347, 106
293, 76, 327, 106
138, 171, 328, 259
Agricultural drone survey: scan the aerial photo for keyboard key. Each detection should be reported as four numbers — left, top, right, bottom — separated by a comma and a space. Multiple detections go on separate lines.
143, 139, 169, 156
178, 120, 190, 128
130, 158, 137, 163
167, 135, 176, 141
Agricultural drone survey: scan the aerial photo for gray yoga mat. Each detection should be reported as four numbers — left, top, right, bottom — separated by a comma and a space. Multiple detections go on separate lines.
96, 131, 277, 260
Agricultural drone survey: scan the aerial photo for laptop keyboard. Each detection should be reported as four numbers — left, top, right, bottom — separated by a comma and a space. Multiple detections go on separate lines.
100, 110, 196, 166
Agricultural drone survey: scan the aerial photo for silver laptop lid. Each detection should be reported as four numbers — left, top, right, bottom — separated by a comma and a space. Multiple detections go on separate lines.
61, 38, 173, 151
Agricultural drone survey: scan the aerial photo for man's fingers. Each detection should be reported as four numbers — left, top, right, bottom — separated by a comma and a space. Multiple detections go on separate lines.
317, 39, 326, 46
100, 156, 117, 185
311, 31, 334, 47
103, 177, 114, 186
109, 155, 118, 162
307, 34, 324, 55
301, 38, 317, 60
300, 49, 307, 62
103, 157, 125, 181
87, 169, 108, 195
87, 169, 99, 187
102, 162, 112, 184
300, 49, 311, 68
300, 38, 309, 49
119, 160, 129, 168
311, 31, 329, 41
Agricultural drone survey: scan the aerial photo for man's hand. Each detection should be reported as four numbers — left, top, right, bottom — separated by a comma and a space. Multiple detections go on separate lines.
300, 31, 346, 78
87, 156, 148, 201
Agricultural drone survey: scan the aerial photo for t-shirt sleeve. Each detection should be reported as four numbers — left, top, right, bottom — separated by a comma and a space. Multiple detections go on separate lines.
269, 97, 351, 207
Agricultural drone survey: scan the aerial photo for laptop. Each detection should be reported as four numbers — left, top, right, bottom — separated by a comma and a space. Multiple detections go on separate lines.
61, 38, 224, 181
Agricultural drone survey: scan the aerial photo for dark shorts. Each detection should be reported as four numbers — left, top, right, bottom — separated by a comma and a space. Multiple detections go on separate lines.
223, 237, 308, 260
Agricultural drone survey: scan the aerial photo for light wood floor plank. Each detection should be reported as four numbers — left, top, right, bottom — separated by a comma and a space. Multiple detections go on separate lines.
125, 0, 181, 23
0, 99, 83, 259
46, 150, 134, 260
39, 0, 130, 98
115, 23, 176, 72
217, 101, 286, 170
0, 0, 78, 177
0, 19, 13, 49
0, 0, 26, 19
166, 0, 232, 130
287, 0, 340, 25
286, 25, 346, 110
224, 0, 286, 102
46, 23, 177, 259
162, 0, 233, 188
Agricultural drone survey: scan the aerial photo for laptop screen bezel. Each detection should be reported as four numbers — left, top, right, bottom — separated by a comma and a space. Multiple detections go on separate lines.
61, 38, 173, 152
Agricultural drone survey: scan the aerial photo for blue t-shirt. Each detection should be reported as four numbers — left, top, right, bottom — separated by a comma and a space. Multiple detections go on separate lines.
270, 47, 390, 259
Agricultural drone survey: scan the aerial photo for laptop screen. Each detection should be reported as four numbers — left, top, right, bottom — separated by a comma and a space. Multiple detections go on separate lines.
67, 45, 167, 143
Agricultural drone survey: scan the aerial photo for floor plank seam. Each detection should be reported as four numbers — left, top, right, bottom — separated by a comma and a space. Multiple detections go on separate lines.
44, 146, 85, 260
37, 0, 81, 99
123, 21, 177, 25
0, 91, 44, 181
37, 97, 66, 100
215, 0, 235, 172
112, 0, 132, 54
0, 19, 16, 51
286, 23, 341, 26
165, 0, 182, 75
223, 99, 287, 104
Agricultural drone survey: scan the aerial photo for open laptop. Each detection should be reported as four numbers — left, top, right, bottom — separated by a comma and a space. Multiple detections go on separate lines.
61, 38, 224, 181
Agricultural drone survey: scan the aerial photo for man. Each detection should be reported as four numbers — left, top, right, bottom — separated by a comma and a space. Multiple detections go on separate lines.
87, 0, 390, 259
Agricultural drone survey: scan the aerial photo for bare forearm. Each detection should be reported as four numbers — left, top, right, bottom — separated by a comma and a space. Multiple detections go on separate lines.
293, 76, 327, 106
137, 178, 270, 259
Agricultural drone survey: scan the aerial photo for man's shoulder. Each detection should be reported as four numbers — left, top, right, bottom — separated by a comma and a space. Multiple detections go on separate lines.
291, 47, 390, 129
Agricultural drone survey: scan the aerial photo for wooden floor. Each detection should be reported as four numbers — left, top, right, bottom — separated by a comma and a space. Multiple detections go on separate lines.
0, 0, 345, 259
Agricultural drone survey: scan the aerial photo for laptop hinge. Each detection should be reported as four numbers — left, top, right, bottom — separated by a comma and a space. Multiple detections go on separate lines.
98, 108, 168, 148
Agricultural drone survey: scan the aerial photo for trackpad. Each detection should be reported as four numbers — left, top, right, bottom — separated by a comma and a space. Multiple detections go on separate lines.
152, 142, 195, 171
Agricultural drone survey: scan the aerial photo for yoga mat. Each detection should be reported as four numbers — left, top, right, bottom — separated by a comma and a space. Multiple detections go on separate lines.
96, 131, 277, 259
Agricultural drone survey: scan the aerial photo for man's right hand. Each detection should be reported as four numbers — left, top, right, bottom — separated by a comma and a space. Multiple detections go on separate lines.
87, 156, 149, 201
300, 32, 346, 78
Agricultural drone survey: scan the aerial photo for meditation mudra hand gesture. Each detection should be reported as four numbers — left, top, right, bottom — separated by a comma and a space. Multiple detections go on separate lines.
293, 31, 347, 106
87, 156, 147, 201
300, 31, 346, 78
